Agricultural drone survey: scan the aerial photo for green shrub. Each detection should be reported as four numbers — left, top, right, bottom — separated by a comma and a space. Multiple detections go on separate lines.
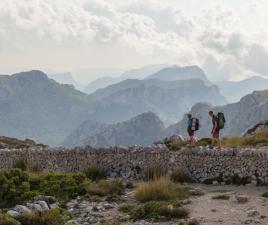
231, 175, 251, 185
85, 180, 125, 197
84, 165, 106, 181
196, 138, 212, 146
170, 170, 191, 183
118, 204, 135, 213
29, 173, 87, 202
0, 213, 20, 225
212, 194, 230, 200
130, 201, 188, 221
12, 159, 27, 171
262, 192, 268, 198
18, 208, 71, 225
135, 177, 188, 203
0, 169, 88, 208
0, 169, 31, 207
142, 165, 166, 181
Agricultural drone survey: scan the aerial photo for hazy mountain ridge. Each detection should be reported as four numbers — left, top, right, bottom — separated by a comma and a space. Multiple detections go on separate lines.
48, 72, 84, 91
88, 78, 227, 124
217, 76, 268, 102
63, 112, 165, 148
145, 65, 212, 85
84, 64, 168, 94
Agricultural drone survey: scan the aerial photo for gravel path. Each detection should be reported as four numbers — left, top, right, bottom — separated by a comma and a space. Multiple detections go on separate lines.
187, 184, 268, 225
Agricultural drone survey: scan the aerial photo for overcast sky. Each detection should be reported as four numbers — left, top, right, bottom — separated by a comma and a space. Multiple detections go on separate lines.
1, 0, 268, 82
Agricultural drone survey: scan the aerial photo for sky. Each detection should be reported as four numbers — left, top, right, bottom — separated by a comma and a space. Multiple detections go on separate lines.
1, 0, 268, 82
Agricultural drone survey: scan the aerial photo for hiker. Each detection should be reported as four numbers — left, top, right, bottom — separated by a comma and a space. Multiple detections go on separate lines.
187, 113, 199, 147
209, 111, 225, 148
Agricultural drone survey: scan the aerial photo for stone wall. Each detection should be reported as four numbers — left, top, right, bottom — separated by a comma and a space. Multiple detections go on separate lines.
0, 146, 268, 184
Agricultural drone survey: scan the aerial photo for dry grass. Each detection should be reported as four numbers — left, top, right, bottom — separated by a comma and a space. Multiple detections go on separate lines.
221, 129, 268, 148
135, 177, 188, 203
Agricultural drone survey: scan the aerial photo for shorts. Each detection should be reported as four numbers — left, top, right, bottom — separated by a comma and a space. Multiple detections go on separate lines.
188, 127, 194, 137
212, 129, 220, 139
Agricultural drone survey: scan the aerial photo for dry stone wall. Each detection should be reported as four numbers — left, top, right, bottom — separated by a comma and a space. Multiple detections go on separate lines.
0, 146, 268, 184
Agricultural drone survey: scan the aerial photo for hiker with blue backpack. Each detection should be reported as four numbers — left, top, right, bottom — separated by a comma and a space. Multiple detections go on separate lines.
209, 111, 225, 149
187, 113, 199, 147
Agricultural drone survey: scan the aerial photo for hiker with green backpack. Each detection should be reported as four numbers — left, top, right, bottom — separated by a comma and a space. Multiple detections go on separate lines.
209, 111, 225, 149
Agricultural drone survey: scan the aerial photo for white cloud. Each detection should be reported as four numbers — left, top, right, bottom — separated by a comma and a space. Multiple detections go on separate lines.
0, 0, 268, 80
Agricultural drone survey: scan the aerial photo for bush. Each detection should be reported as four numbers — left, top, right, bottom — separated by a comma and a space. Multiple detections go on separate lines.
134, 177, 188, 203
196, 138, 212, 146
170, 170, 191, 183
118, 204, 135, 213
212, 194, 230, 200
12, 159, 27, 171
85, 180, 125, 197
130, 201, 188, 221
0, 169, 31, 207
18, 208, 71, 225
0, 213, 20, 225
84, 165, 106, 181
262, 192, 268, 198
142, 165, 166, 181
0, 169, 88, 208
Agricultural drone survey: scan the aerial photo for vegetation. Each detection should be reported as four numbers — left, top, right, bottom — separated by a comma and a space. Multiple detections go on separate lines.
170, 169, 192, 183
130, 201, 189, 221
142, 165, 167, 181
0, 169, 87, 208
202, 174, 251, 186
135, 177, 188, 202
221, 129, 268, 148
0, 213, 20, 225
118, 204, 135, 213
212, 194, 230, 200
83, 165, 106, 181
84, 179, 125, 197
17, 208, 71, 225
262, 192, 268, 198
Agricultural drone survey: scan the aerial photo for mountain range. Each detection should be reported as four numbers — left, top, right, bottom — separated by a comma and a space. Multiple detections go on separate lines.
84, 64, 168, 94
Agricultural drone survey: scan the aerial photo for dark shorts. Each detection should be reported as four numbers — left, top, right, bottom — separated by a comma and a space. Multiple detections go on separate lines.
212, 129, 220, 138
188, 127, 194, 137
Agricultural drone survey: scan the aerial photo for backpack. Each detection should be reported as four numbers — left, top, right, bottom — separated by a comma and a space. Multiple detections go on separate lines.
217, 112, 226, 129
193, 118, 200, 131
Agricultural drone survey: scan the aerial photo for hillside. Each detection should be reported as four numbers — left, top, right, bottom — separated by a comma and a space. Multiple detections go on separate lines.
63, 112, 165, 147
89, 78, 227, 124
0, 70, 94, 146
217, 76, 268, 102
166, 90, 268, 137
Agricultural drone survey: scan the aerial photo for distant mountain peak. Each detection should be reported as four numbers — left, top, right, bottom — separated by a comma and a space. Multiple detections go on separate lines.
13, 70, 48, 81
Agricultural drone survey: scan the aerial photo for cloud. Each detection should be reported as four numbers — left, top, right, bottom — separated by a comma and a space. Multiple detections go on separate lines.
0, 0, 268, 80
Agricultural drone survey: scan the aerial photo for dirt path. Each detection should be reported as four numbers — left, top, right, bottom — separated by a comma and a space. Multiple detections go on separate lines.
187, 184, 268, 225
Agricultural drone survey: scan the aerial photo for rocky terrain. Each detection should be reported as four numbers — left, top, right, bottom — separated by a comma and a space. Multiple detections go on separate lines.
244, 121, 268, 137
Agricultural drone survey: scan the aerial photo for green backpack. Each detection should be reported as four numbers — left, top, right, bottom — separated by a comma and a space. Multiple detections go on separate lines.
217, 112, 226, 129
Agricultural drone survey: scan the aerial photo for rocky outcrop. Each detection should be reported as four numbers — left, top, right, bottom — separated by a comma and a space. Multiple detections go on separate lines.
0, 146, 268, 184
244, 121, 268, 137
63, 112, 165, 148
7, 196, 59, 218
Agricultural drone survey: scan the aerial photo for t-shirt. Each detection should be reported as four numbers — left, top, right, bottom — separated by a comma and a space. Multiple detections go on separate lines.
212, 115, 217, 126
187, 119, 192, 127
